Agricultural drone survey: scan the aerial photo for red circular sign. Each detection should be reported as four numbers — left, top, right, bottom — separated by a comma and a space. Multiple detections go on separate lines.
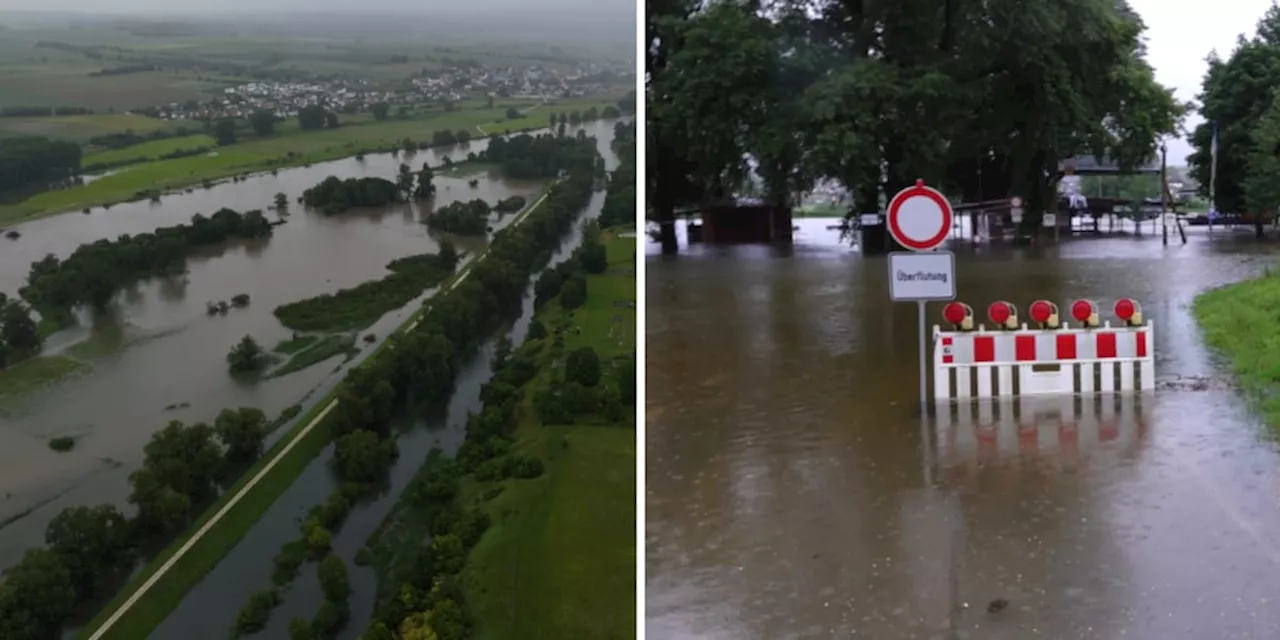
1114, 298, 1137, 320
887, 179, 953, 251
942, 302, 969, 325
1029, 300, 1055, 323
988, 301, 1012, 325
1070, 299, 1095, 322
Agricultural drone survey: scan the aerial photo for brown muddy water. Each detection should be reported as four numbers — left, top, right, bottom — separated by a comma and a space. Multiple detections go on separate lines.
0, 135, 544, 572
647, 221, 1280, 639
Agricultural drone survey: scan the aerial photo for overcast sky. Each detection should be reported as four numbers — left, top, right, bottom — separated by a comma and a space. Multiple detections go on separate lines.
1131, 0, 1275, 165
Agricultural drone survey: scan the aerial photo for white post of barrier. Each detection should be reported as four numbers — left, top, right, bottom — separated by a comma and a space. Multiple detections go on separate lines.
1140, 321, 1156, 390
933, 326, 949, 401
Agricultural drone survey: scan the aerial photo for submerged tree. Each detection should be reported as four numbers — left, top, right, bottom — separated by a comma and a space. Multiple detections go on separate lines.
227, 335, 268, 374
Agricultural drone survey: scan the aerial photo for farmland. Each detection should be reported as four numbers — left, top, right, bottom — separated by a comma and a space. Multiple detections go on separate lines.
0, 94, 624, 224
0, 114, 188, 142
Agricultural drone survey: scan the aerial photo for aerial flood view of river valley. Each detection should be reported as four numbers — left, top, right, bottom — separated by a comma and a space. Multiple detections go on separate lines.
0, 106, 635, 637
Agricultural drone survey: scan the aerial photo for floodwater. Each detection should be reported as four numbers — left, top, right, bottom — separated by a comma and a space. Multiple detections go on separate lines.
646, 220, 1280, 639
146, 120, 625, 639
0, 131, 562, 572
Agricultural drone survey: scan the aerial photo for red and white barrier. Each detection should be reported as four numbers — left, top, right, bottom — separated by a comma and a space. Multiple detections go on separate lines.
933, 321, 1155, 400
937, 395, 1147, 478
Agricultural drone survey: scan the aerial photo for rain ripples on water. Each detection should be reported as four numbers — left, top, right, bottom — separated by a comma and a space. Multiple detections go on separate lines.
647, 221, 1280, 639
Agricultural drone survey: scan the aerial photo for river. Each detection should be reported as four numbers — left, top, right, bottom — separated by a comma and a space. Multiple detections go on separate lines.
646, 221, 1280, 639
141, 119, 624, 640
0, 121, 617, 575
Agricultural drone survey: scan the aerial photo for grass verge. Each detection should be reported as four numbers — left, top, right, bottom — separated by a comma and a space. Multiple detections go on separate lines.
75, 179, 560, 640
460, 230, 637, 639
1193, 269, 1280, 422
273, 335, 319, 355
272, 251, 457, 332
268, 334, 359, 378
0, 355, 90, 400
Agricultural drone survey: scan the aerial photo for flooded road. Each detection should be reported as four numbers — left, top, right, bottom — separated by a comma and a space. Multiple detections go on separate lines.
147, 122, 625, 639
0, 129, 575, 572
646, 221, 1280, 639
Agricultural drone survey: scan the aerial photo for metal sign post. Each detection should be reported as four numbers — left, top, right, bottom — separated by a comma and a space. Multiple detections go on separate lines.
886, 180, 958, 411
889, 251, 957, 408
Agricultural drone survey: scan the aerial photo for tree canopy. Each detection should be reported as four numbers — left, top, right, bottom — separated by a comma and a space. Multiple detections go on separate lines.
648, 0, 1185, 251
1188, 5, 1280, 218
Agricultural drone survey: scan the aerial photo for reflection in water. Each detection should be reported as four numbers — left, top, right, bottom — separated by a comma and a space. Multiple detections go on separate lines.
647, 221, 1280, 639
0, 120, 623, 573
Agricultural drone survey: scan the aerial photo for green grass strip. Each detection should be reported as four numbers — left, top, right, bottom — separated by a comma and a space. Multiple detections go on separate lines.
1193, 268, 1280, 422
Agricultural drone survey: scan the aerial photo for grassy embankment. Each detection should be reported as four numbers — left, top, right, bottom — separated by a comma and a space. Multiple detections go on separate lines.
273, 251, 459, 333
269, 334, 360, 379
0, 94, 619, 225
1193, 270, 1280, 423
81, 134, 216, 166
461, 229, 636, 640
75, 180, 559, 640
0, 355, 89, 405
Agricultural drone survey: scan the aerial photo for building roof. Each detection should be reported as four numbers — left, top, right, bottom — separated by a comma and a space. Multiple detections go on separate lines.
1059, 154, 1161, 175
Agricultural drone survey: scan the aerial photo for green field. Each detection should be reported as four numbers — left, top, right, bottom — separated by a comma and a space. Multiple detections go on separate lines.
796, 202, 846, 218
0, 95, 621, 225
0, 355, 90, 400
1193, 270, 1280, 425
462, 230, 637, 640
0, 113, 187, 142
83, 134, 216, 166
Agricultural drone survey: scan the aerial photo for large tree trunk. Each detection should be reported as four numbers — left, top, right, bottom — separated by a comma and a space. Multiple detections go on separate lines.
653, 192, 679, 254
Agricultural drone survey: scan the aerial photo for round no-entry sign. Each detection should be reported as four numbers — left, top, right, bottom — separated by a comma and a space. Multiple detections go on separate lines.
887, 179, 953, 251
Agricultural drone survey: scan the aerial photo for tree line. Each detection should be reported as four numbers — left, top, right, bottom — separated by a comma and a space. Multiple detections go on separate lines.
235, 138, 603, 638
18, 209, 272, 333
364, 220, 635, 639
302, 176, 404, 214
546, 105, 618, 129
599, 121, 636, 229
480, 132, 599, 180
0, 294, 41, 369
426, 199, 492, 236
0, 136, 82, 193
1187, 5, 1280, 226
0, 406, 285, 640
648, 0, 1185, 251
0, 106, 94, 117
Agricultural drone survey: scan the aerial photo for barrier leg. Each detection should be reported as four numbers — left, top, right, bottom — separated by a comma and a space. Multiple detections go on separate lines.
1140, 323, 1156, 390
996, 364, 1013, 397
1099, 360, 1116, 393
976, 365, 993, 398
1080, 361, 1096, 394
956, 365, 972, 399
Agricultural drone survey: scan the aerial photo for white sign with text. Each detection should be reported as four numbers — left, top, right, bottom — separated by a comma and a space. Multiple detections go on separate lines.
888, 251, 956, 302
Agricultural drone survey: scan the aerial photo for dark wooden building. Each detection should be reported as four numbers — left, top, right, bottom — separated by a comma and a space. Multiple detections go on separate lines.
697, 200, 794, 244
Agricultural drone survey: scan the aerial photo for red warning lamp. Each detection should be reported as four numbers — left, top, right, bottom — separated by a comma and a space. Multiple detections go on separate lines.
1070, 299, 1100, 328
987, 301, 1018, 330
942, 302, 974, 331
1029, 300, 1060, 329
1114, 298, 1143, 326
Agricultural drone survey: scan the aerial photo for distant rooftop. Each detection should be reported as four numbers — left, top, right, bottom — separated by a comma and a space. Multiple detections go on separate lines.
1060, 154, 1161, 175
